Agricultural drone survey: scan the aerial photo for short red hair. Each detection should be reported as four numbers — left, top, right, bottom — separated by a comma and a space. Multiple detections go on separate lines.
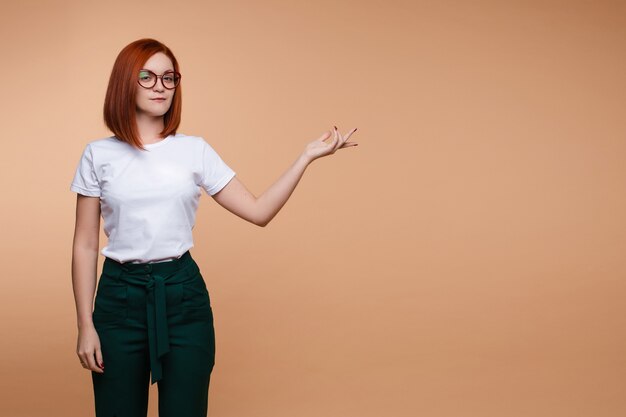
103, 38, 182, 151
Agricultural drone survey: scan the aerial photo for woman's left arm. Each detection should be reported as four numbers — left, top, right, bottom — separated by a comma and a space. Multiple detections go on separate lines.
212, 126, 358, 227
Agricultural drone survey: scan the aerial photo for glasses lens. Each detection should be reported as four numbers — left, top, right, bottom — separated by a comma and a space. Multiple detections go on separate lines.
138, 70, 180, 89
138, 70, 156, 88
163, 71, 180, 89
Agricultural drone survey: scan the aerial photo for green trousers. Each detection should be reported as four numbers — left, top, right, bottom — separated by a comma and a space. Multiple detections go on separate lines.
91, 250, 215, 417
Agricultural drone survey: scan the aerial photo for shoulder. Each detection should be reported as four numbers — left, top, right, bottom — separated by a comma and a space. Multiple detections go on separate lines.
172, 133, 221, 154
174, 133, 210, 146
78, 136, 131, 168
173, 133, 203, 145
85, 136, 127, 152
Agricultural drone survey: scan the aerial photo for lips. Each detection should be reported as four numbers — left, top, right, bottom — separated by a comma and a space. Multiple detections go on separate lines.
151, 98, 166, 101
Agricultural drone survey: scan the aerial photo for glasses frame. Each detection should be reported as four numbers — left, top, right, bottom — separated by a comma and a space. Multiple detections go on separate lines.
137, 69, 182, 90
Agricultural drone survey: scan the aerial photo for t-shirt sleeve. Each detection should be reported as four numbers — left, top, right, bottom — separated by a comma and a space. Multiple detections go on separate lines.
70, 144, 101, 197
200, 138, 236, 196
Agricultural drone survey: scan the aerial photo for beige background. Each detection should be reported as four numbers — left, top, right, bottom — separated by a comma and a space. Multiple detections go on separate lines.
1, 1, 625, 416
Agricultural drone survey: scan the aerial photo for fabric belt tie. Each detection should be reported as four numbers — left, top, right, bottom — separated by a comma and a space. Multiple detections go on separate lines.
145, 274, 170, 384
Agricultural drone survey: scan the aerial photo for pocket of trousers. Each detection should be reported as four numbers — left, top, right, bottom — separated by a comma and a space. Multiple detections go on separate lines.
181, 272, 212, 318
93, 281, 128, 324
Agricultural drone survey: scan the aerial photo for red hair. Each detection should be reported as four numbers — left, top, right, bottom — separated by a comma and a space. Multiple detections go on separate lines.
103, 38, 182, 151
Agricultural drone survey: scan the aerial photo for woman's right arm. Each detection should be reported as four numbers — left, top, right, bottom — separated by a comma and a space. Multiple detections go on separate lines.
72, 194, 105, 372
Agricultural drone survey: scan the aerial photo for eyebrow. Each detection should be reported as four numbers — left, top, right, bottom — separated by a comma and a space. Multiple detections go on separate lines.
140, 69, 175, 73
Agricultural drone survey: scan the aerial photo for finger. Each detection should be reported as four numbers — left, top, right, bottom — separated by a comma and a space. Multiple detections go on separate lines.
79, 353, 88, 366
328, 127, 338, 147
318, 131, 331, 142
338, 142, 358, 149
95, 347, 104, 370
339, 131, 347, 148
335, 125, 344, 141
332, 126, 341, 152
87, 350, 103, 373
78, 354, 91, 370
344, 127, 358, 141
334, 126, 345, 151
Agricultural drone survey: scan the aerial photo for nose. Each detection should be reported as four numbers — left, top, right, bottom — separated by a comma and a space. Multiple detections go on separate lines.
153, 77, 166, 91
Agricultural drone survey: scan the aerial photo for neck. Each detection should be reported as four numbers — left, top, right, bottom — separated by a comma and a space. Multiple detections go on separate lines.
136, 111, 165, 144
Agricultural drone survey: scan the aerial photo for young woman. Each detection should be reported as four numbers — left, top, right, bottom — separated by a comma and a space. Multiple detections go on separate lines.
70, 38, 358, 417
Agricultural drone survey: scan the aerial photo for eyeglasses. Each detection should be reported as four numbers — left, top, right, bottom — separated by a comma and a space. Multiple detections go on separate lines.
137, 69, 181, 89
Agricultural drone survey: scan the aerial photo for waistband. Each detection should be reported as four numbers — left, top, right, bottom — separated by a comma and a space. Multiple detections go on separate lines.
101, 250, 199, 384
103, 250, 194, 278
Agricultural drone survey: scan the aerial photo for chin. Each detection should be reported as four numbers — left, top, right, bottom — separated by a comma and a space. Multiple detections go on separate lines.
137, 109, 167, 118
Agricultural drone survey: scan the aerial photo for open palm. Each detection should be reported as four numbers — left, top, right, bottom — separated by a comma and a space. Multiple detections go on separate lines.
304, 126, 358, 162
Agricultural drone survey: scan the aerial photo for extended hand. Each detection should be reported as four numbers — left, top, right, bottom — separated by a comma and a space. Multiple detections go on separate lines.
304, 126, 358, 163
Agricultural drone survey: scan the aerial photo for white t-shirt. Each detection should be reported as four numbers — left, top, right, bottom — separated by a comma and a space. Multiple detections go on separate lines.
70, 133, 236, 264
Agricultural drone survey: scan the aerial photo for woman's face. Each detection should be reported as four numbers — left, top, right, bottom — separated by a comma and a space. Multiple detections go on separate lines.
135, 52, 176, 118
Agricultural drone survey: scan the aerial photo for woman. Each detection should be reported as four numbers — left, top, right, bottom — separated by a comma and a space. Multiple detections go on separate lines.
70, 38, 357, 417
